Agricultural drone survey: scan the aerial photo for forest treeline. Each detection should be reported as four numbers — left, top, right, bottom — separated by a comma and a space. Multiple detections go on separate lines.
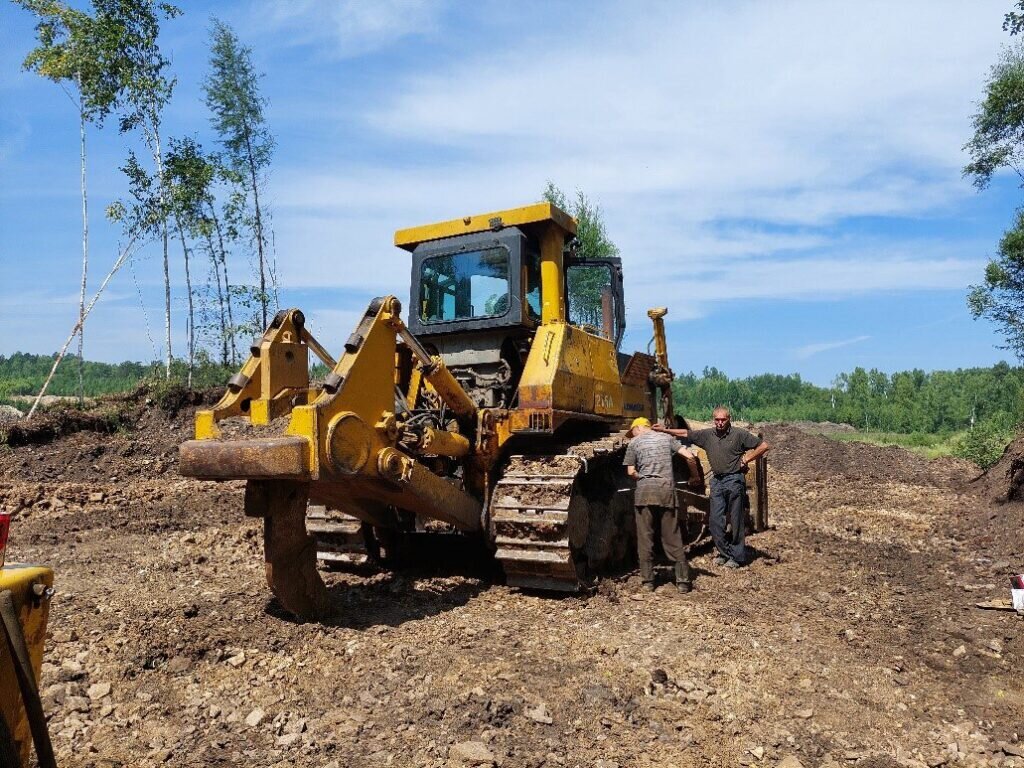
0, 352, 232, 400
3, 351, 1018, 437
673, 364, 1018, 434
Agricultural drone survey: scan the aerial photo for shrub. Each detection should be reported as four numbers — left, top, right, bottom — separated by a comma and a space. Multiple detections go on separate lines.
953, 421, 1013, 469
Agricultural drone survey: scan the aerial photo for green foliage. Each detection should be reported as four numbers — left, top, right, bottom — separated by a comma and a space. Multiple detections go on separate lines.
542, 181, 619, 261
966, 206, 1024, 359
204, 19, 274, 177
204, 18, 274, 327
0, 352, 232, 399
673, 363, 1024, 435
964, 18, 1024, 359
1005, 1, 1024, 36
17, 0, 122, 124
542, 182, 620, 332
108, 149, 163, 235
828, 430, 963, 460
165, 136, 217, 225
107, 0, 180, 138
952, 421, 1013, 469
227, 284, 273, 342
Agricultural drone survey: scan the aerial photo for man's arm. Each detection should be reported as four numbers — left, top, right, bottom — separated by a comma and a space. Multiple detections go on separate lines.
677, 446, 703, 488
652, 424, 688, 438
626, 464, 638, 480
740, 440, 770, 469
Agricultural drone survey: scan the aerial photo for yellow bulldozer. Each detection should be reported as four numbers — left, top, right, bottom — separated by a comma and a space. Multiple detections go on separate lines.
180, 202, 767, 620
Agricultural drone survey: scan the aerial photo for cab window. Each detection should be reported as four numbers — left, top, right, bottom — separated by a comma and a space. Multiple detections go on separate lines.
419, 248, 510, 322
567, 263, 617, 339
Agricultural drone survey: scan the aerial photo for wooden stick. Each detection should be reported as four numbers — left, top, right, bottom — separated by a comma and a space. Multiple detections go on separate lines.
27, 234, 140, 419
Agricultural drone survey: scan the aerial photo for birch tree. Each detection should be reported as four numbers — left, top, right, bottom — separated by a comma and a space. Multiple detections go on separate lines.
165, 136, 230, 377
106, 0, 181, 378
17, 0, 123, 404
204, 18, 275, 328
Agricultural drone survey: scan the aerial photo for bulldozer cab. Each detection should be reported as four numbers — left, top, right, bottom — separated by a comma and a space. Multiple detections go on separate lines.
396, 203, 626, 409
399, 203, 625, 343
407, 225, 542, 334
406, 227, 624, 343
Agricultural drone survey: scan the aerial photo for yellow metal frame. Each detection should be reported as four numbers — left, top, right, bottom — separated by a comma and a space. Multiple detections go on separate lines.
0, 563, 53, 766
512, 318, 626, 433
396, 202, 576, 326
195, 310, 313, 439
394, 202, 576, 250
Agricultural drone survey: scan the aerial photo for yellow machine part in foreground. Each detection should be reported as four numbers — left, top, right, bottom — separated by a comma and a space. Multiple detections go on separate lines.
0, 563, 53, 766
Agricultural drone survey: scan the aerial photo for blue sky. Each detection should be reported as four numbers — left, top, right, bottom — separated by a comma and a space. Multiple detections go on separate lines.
0, 0, 1018, 386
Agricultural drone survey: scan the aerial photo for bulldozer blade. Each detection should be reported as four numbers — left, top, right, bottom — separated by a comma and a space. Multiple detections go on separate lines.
245, 480, 330, 622
180, 436, 310, 481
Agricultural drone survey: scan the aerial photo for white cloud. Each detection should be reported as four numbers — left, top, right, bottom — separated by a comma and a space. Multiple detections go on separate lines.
250, 0, 446, 58
253, 0, 1004, 348
793, 335, 872, 360
365, 0, 1002, 200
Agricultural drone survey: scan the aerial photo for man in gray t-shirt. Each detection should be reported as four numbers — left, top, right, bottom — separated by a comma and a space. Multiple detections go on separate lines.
623, 417, 701, 593
655, 406, 770, 567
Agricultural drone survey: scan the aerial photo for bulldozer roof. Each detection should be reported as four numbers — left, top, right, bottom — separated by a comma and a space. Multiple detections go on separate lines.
394, 202, 577, 251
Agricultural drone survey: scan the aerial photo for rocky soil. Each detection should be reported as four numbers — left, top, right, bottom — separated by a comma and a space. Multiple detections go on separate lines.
0, 399, 1022, 768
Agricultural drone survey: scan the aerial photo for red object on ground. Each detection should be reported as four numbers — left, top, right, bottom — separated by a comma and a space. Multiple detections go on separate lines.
0, 512, 9, 568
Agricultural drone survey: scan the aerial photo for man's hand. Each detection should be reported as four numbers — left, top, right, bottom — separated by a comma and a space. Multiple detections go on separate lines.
651, 423, 667, 433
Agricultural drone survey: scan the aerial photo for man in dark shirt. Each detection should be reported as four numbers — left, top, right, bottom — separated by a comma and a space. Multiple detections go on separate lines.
654, 407, 770, 568
623, 417, 701, 593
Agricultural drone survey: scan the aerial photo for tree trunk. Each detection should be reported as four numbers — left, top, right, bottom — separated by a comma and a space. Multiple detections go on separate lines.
243, 131, 267, 329
208, 200, 237, 364
151, 118, 172, 380
204, 229, 228, 366
173, 211, 195, 388
76, 95, 89, 408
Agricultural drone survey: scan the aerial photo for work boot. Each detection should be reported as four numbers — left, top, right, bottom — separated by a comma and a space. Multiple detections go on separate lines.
713, 555, 729, 566
642, 581, 656, 593
724, 558, 742, 569
639, 561, 655, 589
674, 561, 692, 594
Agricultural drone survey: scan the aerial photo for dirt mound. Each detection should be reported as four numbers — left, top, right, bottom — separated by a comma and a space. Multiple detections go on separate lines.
783, 420, 857, 435
2, 406, 128, 447
956, 435, 1024, 555
969, 434, 1024, 503
0, 386, 222, 484
761, 423, 979, 489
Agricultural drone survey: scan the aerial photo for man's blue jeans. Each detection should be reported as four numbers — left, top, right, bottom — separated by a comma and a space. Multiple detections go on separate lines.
709, 473, 747, 564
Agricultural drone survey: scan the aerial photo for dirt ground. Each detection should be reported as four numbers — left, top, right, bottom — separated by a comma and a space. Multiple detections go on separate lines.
0, 397, 1022, 768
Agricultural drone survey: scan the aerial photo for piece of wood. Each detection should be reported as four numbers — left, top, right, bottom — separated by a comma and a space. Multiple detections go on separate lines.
975, 598, 1016, 611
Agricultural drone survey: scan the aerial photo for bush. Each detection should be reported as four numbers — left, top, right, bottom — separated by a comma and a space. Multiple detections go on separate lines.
952, 422, 1014, 469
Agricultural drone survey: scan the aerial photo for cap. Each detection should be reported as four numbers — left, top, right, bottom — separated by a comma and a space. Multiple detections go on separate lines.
629, 417, 651, 433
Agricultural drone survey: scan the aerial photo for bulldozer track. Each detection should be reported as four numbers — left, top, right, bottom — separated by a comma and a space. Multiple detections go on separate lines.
491, 430, 634, 592
306, 506, 374, 566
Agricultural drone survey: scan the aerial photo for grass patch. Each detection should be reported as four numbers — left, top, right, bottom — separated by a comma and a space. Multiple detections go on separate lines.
826, 430, 963, 459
